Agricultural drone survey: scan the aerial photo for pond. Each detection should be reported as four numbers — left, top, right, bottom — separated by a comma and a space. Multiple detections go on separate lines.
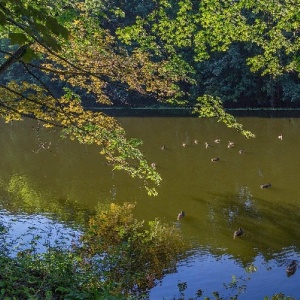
0, 112, 300, 299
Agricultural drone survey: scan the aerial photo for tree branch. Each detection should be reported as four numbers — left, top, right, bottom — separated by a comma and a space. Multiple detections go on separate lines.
0, 45, 28, 74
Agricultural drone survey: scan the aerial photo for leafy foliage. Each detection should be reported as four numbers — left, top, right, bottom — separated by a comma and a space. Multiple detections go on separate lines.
196, 0, 300, 76
117, 0, 300, 111
264, 294, 295, 300
0, 1, 188, 195
0, 202, 188, 299
0, 251, 99, 300
0, 0, 68, 54
193, 95, 255, 138
79, 202, 188, 296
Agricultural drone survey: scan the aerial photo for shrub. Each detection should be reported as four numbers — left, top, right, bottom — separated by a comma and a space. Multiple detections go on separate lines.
0, 203, 188, 299
79, 202, 188, 296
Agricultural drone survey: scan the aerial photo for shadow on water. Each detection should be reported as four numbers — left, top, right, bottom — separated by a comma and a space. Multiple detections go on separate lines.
1, 113, 300, 299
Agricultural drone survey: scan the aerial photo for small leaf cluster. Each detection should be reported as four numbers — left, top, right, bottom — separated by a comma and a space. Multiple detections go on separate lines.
193, 95, 255, 138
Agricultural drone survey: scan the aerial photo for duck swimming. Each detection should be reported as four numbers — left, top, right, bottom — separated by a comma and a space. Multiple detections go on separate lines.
228, 141, 235, 148
260, 183, 271, 189
205, 142, 211, 149
286, 260, 297, 275
177, 211, 185, 220
233, 228, 244, 239
211, 157, 220, 162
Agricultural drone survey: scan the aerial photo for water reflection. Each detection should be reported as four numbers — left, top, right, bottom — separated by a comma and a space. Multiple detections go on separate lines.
0, 210, 81, 257
0, 173, 90, 224
1, 115, 300, 298
150, 247, 300, 299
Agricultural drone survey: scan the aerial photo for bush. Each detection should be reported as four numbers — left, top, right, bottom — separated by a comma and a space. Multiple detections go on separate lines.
79, 202, 188, 297
0, 203, 188, 299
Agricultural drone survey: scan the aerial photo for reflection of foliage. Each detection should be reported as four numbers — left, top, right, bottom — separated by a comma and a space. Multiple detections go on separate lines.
178, 281, 187, 292
223, 275, 247, 299
1, 174, 88, 224
212, 291, 221, 299
0, 223, 7, 234
196, 289, 203, 297
0, 213, 296, 299
79, 202, 188, 296
265, 294, 295, 300
245, 263, 258, 274
7, 174, 42, 209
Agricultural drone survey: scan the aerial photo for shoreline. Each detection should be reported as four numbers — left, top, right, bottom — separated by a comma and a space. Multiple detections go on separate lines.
85, 106, 300, 117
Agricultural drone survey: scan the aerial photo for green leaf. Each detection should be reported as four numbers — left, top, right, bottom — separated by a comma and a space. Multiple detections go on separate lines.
46, 16, 69, 39
8, 32, 28, 45
0, 10, 6, 26
34, 22, 49, 36
42, 34, 61, 51
21, 48, 39, 63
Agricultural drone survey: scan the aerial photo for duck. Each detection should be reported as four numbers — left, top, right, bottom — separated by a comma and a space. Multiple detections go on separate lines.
233, 227, 244, 239
177, 211, 185, 220
151, 162, 156, 169
228, 141, 235, 148
211, 157, 220, 162
260, 183, 271, 189
205, 142, 211, 149
214, 139, 221, 143
286, 260, 297, 275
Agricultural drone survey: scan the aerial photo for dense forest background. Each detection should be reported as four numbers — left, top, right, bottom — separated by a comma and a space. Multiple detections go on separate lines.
2, 0, 300, 110
101, 0, 300, 109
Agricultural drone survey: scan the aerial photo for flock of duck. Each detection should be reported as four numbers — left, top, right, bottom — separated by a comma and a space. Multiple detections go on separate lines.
155, 136, 275, 187
172, 133, 296, 275
171, 136, 274, 222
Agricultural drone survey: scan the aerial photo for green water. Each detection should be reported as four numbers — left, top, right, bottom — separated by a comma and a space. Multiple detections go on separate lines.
0, 115, 299, 299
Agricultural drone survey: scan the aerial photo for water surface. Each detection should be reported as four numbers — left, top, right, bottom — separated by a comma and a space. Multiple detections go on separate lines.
0, 115, 299, 299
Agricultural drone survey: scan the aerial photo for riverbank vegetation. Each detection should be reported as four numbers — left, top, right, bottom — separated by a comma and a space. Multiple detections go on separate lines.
0, 1, 299, 298
0, 202, 187, 299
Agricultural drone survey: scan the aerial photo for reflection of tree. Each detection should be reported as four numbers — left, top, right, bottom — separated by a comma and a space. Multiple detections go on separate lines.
0, 173, 89, 224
